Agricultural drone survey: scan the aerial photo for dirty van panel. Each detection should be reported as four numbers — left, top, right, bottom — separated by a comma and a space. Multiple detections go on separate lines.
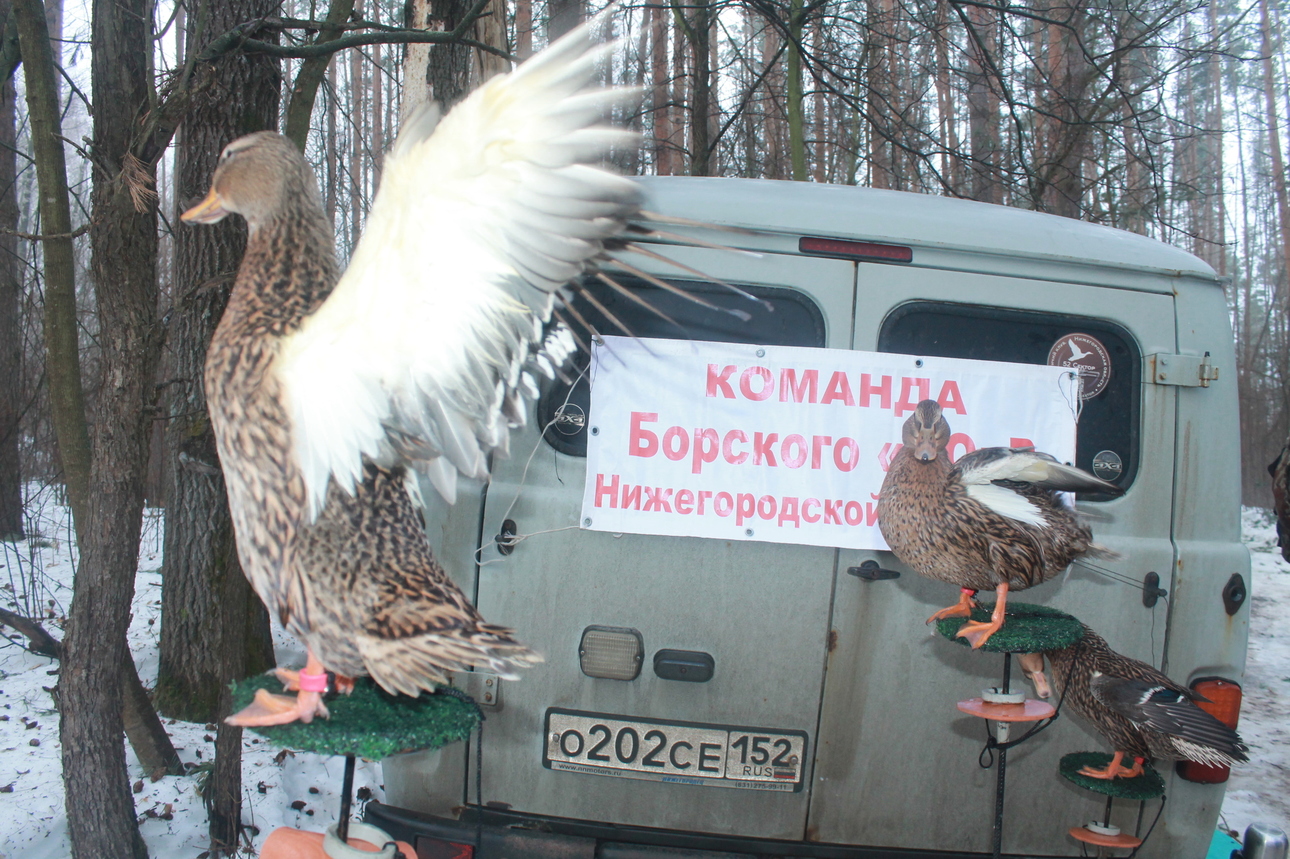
467, 251, 856, 837
807, 264, 1181, 855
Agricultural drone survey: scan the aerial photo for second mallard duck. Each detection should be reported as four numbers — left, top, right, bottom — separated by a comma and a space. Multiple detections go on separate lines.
1018, 625, 1248, 779
877, 399, 1121, 648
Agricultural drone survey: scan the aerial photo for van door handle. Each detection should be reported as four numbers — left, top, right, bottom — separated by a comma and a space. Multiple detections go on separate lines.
848, 560, 900, 581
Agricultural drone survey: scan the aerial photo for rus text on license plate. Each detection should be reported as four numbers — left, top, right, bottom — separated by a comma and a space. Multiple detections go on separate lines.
543, 708, 807, 791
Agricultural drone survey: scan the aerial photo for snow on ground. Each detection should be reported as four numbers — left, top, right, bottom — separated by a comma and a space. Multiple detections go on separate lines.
1, 490, 384, 859
1218, 508, 1290, 839
0, 491, 1286, 857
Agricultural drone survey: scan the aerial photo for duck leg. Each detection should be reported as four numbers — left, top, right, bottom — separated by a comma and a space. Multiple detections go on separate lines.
272, 666, 355, 695
953, 582, 1009, 649
1078, 750, 1146, 780
927, 587, 978, 624
226, 650, 332, 726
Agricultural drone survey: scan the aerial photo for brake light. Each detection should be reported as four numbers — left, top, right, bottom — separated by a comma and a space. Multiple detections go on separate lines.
1176, 676, 1242, 784
798, 236, 913, 263
415, 834, 474, 859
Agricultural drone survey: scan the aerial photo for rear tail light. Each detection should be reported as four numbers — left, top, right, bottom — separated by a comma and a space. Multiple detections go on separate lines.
798, 236, 913, 263
1176, 676, 1243, 784
579, 626, 644, 680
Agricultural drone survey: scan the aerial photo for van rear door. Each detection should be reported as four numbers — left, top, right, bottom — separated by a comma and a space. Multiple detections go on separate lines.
808, 262, 1178, 855
470, 248, 855, 838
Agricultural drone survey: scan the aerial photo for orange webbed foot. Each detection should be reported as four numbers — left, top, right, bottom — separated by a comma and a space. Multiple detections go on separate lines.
226, 688, 330, 726
1078, 751, 1145, 780
955, 619, 1003, 649
927, 588, 978, 624
953, 583, 1009, 649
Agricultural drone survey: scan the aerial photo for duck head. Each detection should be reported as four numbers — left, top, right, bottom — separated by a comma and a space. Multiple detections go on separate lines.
901, 399, 949, 462
181, 132, 319, 235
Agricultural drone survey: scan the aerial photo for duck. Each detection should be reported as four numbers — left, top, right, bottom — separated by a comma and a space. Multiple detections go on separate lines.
1018, 626, 1248, 779
181, 16, 655, 725
876, 398, 1121, 649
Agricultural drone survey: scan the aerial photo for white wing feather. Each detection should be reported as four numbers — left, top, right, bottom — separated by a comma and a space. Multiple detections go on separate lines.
276, 16, 635, 516
963, 484, 1046, 527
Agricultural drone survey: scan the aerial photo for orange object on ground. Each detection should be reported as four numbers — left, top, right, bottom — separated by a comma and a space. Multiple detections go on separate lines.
261, 825, 417, 858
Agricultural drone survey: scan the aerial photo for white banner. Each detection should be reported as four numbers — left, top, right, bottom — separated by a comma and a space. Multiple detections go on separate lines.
580, 336, 1079, 551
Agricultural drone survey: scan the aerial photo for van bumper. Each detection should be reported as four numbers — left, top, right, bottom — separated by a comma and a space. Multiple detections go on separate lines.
364, 801, 1045, 859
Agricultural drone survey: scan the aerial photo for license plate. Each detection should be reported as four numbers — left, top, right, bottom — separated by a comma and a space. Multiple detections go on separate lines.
543, 708, 807, 792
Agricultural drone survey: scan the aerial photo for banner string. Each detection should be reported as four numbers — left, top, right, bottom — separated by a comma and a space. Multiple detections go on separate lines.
476, 354, 595, 564
1059, 370, 1085, 426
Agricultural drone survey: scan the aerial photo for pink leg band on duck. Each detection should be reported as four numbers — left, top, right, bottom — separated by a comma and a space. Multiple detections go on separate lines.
298, 670, 328, 693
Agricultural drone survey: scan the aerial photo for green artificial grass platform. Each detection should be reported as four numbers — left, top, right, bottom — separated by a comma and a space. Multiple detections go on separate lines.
1059, 752, 1165, 799
230, 673, 480, 759
935, 601, 1085, 653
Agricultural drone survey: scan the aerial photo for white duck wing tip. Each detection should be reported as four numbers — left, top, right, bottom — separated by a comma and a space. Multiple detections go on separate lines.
963, 483, 1047, 527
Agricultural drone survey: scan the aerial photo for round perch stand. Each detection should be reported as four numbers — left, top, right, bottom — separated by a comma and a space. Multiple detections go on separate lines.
1059, 752, 1166, 856
938, 602, 1082, 859
232, 674, 482, 858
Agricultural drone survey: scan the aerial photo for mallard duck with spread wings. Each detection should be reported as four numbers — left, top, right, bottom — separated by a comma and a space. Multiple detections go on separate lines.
877, 399, 1121, 649
1018, 626, 1247, 779
183, 17, 662, 725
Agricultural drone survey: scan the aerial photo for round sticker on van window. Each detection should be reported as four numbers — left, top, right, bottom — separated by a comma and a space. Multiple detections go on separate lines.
1048, 333, 1111, 399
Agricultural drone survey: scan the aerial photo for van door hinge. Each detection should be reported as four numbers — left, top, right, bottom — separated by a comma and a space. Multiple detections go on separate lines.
1148, 352, 1219, 388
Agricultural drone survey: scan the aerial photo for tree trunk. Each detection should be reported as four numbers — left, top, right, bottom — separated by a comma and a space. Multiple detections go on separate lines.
785, 0, 805, 180
13, 0, 89, 529
964, 0, 1001, 203
514, 0, 532, 58
473, 0, 508, 82
427, 0, 471, 109
157, 0, 279, 851
1040, 0, 1091, 217
651, 2, 673, 175
54, 0, 161, 848
1260, 0, 1290, 322
0, 0, 20, 541
282, 0, 356, 150
546, 0, 582, 41
674, 0, 711, 176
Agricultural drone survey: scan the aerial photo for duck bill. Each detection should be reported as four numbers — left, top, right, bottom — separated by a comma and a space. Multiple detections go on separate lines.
913, 440, 939, 461
181, 188, 230, 224
1017, 652, 1051, 698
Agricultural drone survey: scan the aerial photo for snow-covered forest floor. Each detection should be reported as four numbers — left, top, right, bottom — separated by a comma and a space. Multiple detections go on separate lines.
0, 492, 1285, 857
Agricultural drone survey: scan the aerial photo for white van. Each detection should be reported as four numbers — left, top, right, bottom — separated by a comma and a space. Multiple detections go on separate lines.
368, 177, 1249, 859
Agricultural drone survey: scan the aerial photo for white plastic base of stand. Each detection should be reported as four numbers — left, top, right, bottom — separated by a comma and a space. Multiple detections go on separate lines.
1084, 821, 1122, 837
982, 687, 1026, 705
324, 822, 401, 859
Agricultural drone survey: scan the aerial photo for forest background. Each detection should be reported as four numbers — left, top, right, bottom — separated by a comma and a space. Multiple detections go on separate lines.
0, 0, 1283, 854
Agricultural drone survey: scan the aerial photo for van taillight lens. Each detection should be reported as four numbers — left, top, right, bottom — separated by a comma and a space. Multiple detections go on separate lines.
415, 835, 474, 859
1176, 676, 1242, 784
799, 236, 913, 263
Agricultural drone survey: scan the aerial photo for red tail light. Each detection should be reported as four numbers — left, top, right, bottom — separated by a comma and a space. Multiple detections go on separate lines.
1176, 676, 1242, 784
798, 237, 913, 263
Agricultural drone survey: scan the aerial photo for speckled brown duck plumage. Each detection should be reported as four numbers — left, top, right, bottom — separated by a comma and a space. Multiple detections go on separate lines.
877, 399, 1121, 648
181, 19, 649, 725
1018, 626, 1248, 779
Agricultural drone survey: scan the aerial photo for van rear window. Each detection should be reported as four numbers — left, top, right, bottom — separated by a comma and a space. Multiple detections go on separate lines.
877, 301, 1140, 494
538, 276, 825, 457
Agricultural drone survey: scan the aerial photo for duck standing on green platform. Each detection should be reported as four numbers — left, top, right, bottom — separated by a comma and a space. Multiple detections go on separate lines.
1018, 626, 1248, 779
181, 18, 652, 726
877, 399, 1121, 648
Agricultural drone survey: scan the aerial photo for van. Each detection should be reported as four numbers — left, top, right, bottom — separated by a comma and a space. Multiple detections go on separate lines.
368, 177, 1248, 859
